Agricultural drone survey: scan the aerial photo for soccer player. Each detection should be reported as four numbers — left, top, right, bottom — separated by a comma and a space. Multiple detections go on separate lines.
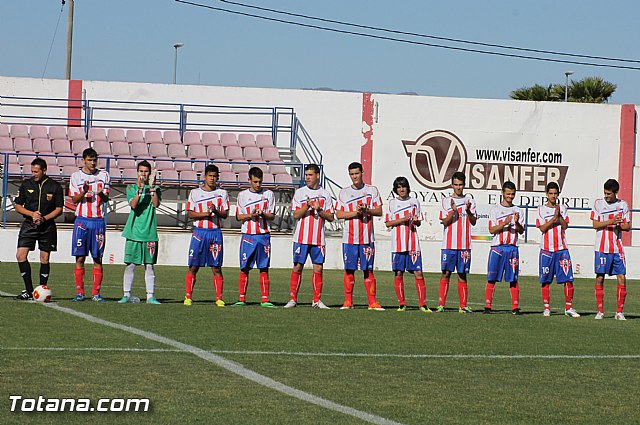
183, 164, 230, 307
285, 164, 335, 309
485, 181, 524, 315
14, 158, 64, 300
591, 179, 630, 320
436, 171, 476, 313
536, 182, 579, 317
119, 161, 161, 305
233, 167, 276, 308
69, 148, 110, 302
385, 176, 430, 312
336, 162, 384, 311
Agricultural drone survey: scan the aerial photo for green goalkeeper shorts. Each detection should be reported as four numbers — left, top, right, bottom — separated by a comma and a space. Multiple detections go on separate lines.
124, 239, 158, 265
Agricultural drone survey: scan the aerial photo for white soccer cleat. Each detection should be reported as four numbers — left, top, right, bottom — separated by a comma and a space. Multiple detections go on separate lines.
543, 309, 551, 317
594, 312, 605, 320
283, 300, 297, 309
615, 312, 627, 321
565, 308, 580, 318
312, 300, 330, 309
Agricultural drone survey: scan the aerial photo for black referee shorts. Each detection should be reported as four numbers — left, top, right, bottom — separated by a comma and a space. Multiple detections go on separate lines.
17, 221, 58, 252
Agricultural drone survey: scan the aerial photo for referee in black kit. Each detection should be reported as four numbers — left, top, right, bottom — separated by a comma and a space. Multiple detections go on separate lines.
14, 158, 64, 300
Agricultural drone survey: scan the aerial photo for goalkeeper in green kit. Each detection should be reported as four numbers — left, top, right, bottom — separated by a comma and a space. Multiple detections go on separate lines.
119, 160, 162, 304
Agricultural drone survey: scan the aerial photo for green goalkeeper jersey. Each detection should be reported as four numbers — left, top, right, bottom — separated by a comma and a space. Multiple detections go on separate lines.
122, 184, 161, 242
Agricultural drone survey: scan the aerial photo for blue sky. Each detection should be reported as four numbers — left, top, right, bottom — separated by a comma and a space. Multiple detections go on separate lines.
2, 0, 639, 104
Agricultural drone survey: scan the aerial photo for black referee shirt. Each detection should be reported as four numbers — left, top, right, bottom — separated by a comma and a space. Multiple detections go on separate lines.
15, 176, 64, 223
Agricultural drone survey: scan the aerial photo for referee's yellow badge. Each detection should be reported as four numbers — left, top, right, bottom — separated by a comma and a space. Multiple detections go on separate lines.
47, 194, 53, 201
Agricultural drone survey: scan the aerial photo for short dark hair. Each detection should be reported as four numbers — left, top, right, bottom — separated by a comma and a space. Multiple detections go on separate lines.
31, 157, 47, 171
137, 160, 152, 172
502, 181, 516, 191
546, 181, 560, 193
248, 166, 263, 179
604, 179, 619, 193
392, 176, 410, 195
305, 163, 320, 174
348, 162, 363, 172
205, 164, 219, 175
82, 148, 98, 159
451, 171, 466, 184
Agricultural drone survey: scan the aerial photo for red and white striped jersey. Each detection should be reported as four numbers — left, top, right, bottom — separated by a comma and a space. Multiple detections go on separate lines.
292, 186, 335, 246
489, 203, 524, 246
439, 194, 476, 250
591, 198, 629, 254
536, 204, 569, 252
187, 187, 230, 229
237, 188, 275, 234
385, 196, 422, 253
337, 184, 382, 244
69, 169, 111, 218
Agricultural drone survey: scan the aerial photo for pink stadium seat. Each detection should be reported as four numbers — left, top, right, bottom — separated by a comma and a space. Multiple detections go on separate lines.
174, 160, 193, 172
76, 157, 85, 167
0, 124, 10, 138
231, 163, 250, 173
62, 165, 79, 176
252, 162, 269, 172
118, 158, 136, 169
243, 146, 262, 161
93, 141, 111, 156
256, 134, 275, 146
122, 168, 139, 182
88, 128, 107, 142
180, 170, 198, 182
70, 139, 89, 155
193, 161, 206, 173
57, 156, 77, 166
130, 143, 149, 157
275, 173, 294, 185
145, 130, 163, 144
10, 124, 29, 138
261, 147, 281, 162
214, 161, 232, 172
33, 138, 53, 154
206, 145, 226, 160
68, 127, 86, 141
187, 145, 206, 159
48, 126, 67, 140
149, 144, 168, 158
107, 129, 126, 142
14, 138, 33, 152
160, 169, 179, 181
219, 171, 237, 183
98, 158, 110, 169
163, 130, 182, 145
225, 146, 244, 161
155, 158, 174, 170
237, 172, 249, 183
238, 134, 256, 147
167, 144, 187, 159
183, 131, 201, 146
47, 165, 63, 177
202, 132, 220, 146
30, 126, 49, 140
18, 154, 37, 166
111, 142, 130, 156
7, 163, 22, 174
126, 129, 144, 143
261, 172, 275, 184
0, 137, 13, 151
220, 133, 238, 147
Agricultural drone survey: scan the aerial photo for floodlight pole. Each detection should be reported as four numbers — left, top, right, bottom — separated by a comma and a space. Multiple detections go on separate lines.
173, 43, 184, 84
564, 71, 574, 102
65, 0, 74, 80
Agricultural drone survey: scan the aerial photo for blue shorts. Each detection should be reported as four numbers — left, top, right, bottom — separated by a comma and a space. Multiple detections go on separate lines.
594, 252, 626, 276
72, 217, 106, 259
392, 251, 422, 272
188, 228, 224, 268
343, 243, 375, 271
240, 234, 271, 270
539, 249, 573, 284
487, 245, 519, 283
441, 249, 471, 274
293, 243, 325, 265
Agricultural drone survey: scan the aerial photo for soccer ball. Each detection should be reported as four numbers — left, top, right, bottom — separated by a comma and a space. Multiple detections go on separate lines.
33, 285, 52, 303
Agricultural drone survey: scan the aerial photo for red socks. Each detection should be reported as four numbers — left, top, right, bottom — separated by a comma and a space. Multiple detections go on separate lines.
595, 284, 604, 313
343, 273, 355, 305
509, 282, 520, 310
74, 268, 85, 295
438, 278, 449, 307
238, 272, 248, 302
457, 280, 468, 309
415, 277, 426, 307
485, 282, 495, 309
259, 272, 270, 302
289, 271, 302, 302
564, 282, 574, 310
213, 275, 224, 301
363, 272, 377, 305
394, 276, 405, 305
312, 272, 323, 303
541, 284, 551, 310
617, 284, 627, 313
91, 268, 103, 297
185, 273, 196, 298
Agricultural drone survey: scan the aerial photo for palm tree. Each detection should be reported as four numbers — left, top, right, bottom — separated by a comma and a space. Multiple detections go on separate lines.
510, 84, 559, 101
510, 77, 616, 103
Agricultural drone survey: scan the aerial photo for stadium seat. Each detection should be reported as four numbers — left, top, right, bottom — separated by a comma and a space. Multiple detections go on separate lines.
237, 172, 249, 184
159, 169, 179, 181
167, 144, 187, 159
117, 158, 136, 169
225, 145, 244, 161
107, 129, 126, 142
10, 124, 29, 138
122, 168, 139, 182
261, 146, 281, 162
149, 144, 168, 158
14, 138, 33, 152
130, 143, 149, 157
220, 133, 238, 147
268, 162, 287, 175
145, 130, 163, 144
252, 162, 269, 172
163, 130, 182, 145
7, 163, 22, 174
187, 145, 206, 159
68, 127, 86, 141
219, 171, 237, 183
231, 163, 250, 173
174, 159, 193, 172
98, 158, 111, 169
76, 157, 85, 167
193, 161, 206, 173
48, 126, 67, 140
70, 139, 89, 155
93, 141, 111, 156
62, 165, 79, 176
0, 137, 13, 151
126, 129, 144, 143
18, 154, 37, 166
0, 124, 10, 137
47, 165, 63, 177
262, 172, 275, 184
238, 134, 256, 147
243, 146, 262, 161
33, 138, 53, 154
275, 173, 294, 185
88, 128, 107, 142
155, 158, 174, 170
111, 141, 131, 156
215, 161, 233, 172
29, 125, 49, 140
180, 170, 198, 182
183, 131, 201, 146
206, 145, 226, 160
57, 155, 77, 167
202, 132, 220, 146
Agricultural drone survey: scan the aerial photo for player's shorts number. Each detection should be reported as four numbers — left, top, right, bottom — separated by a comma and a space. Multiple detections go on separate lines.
76, 239, 82, 247
542, 266, 550, 274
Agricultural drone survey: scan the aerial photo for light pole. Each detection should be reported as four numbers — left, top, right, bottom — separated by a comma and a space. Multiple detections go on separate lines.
564, 71, 574, 102
173, 43, 184, 84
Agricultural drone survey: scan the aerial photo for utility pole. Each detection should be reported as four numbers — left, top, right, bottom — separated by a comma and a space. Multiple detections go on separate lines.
65, 0, 74, 80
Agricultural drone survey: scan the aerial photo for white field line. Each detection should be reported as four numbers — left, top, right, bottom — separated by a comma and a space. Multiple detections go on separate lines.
2, 346, 640, 360
0, 291, 402, 425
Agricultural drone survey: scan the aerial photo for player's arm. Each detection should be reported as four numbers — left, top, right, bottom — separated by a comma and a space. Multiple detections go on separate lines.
557, 214, 569, 230
43, 206, 63, 222
467, 203, 478, 226
441, 210, 457, 227
260, 210, 276, 221
292, 203, 309, 220
150, 187, 160, 208
385, 216, 410, 228
336, 209, 359, 220
489, 216, 512, 234
188, 209, 212, 220
97, 189, 109, 202
592, 217, 617, 229
212, 206, 228, 219
364, 204, 382, 217
70, 182, 86, 204
514, 213, 525, 234
317, 208, 334, 222
14, 203, 37, 219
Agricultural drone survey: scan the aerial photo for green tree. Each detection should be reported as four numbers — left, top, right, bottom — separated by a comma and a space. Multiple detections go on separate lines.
510, 76, 616, 103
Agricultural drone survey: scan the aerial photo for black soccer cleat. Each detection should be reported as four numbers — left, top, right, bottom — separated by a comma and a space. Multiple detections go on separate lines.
15, 290, 33, 301
483, 307, 492, 315
511, 308, 522, 315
